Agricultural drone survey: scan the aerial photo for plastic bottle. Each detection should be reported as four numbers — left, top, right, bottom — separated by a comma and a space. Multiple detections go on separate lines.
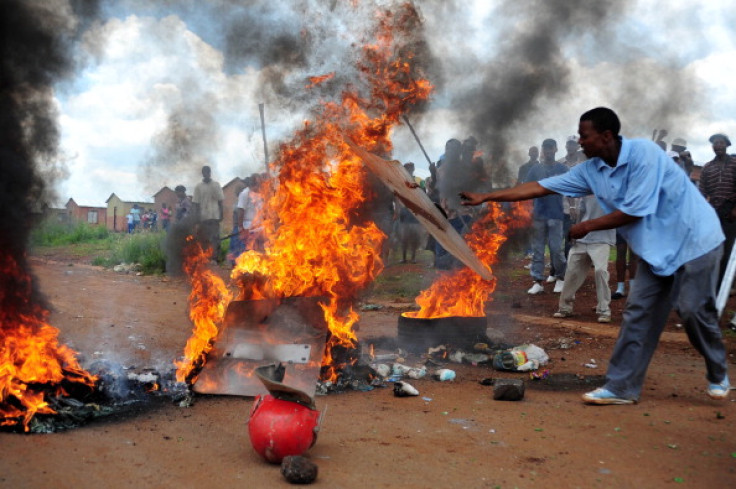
433, 368, 456, 381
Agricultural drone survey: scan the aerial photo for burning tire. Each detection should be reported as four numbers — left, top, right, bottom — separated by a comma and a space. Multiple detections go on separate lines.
397, 313, 488, 353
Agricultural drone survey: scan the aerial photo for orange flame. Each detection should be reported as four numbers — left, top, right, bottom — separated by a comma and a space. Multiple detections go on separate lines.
306, 72, 335, 88
228, 5, 433, 381
0, 254, 96, 431
175, 238, 232, 384
406, 201, 532, 319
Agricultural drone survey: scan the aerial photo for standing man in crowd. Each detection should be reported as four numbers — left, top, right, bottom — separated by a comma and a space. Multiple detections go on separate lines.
552, 195, 615, 323
460, 107, 729, 404
130, 204, 141, 231
516, 146, 539, 186
699, 133, 736, 285
160, 203, 171, 232
237, 173, 266, 253
174, 185, 192, 222
559, 136, 586, 259
671, 137, 694, 178
395, 162, 423, 263
524, 138, 568, 295
192, 165, 225, 259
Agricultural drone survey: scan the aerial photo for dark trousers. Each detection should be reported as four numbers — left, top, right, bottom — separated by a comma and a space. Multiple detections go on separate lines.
604, 245, 728, 399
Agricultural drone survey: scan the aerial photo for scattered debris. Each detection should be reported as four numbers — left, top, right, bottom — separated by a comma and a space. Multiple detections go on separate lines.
406, 367, 427, 379
492, 344, 549, 372
427, 345, 446, 356
393, 381, 419, 397
493, 379, 525, 401
529, 369, 550, 380
433, 369, 456, 381
112, 263, 142, 273
371, 364, 391, 378
281, 455, 318, 484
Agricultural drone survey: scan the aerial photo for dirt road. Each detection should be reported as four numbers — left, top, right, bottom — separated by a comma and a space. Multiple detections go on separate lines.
1, 258, 734, 488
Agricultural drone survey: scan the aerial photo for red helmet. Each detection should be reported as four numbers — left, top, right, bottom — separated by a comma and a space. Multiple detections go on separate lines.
247, 395, 321, 464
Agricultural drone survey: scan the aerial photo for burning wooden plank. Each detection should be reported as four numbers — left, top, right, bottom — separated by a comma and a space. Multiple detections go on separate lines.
345, 140, 493, 281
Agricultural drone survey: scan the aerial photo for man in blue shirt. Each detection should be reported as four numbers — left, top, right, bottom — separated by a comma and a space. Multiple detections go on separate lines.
460, 107, 730, 404
524, 139, 568, 295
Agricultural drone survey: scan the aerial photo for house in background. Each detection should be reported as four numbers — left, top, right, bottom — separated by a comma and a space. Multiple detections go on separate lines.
65, 198, 107, 226
105, 193, 153, 232
41, 204, 69, 224
66, 174, 254, 234
153, 186, 178, 211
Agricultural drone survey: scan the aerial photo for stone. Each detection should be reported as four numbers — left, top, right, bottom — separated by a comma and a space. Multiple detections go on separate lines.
281, 455, 318, 484
492, 378, 525, 401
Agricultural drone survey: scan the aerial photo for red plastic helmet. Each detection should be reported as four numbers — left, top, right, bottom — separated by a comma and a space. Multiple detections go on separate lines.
247, 395, 320, 464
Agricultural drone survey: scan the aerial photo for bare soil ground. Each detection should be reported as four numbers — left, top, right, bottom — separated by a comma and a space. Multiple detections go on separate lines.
1, 249, 735, 489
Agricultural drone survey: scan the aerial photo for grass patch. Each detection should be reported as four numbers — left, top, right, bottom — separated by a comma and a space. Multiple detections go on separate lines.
99, 232, 167, 274
367, 251, 438, 301
31, 221, 111, 246
31, 222, 168, 275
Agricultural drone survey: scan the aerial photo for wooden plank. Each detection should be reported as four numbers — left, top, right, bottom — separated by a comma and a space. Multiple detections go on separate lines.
346, 140, 493, 281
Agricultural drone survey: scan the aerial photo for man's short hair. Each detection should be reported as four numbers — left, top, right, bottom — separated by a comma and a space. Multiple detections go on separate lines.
175, 185, 186, 192
580, 107, 621, 136
541, 138, 557, 149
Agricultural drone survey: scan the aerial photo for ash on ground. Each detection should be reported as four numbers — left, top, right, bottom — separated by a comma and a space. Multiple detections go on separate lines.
3, 361, 192, 434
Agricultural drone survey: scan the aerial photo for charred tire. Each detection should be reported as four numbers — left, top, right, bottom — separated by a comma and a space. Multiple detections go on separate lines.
397, 314, 488, 353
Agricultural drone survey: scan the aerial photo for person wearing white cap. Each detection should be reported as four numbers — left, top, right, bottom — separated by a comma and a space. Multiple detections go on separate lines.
666, 150, 688, 173
671, 137, 693, 177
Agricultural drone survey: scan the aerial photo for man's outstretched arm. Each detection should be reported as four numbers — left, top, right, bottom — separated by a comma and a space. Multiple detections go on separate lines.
459, 181, 553, 206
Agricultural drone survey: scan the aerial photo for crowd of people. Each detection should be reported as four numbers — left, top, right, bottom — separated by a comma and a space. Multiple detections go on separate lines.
122, 115, 734, 406
379, 136, 492, 268
125, 204, 166, 233
460, 107, 731, 406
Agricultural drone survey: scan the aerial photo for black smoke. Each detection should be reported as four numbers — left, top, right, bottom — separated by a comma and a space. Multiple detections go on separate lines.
1, 0, 99, 305
446, 0, 629, 186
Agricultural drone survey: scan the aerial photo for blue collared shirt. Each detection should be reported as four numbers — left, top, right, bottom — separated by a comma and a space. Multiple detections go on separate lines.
538, 137, 724, 276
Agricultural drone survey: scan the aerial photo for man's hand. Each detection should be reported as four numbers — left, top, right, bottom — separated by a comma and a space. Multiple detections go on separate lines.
568, 221, 589, 240
459, 192, 485, 206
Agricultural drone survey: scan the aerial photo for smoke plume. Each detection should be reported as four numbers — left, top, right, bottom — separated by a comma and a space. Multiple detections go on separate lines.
1, 0, 99, 298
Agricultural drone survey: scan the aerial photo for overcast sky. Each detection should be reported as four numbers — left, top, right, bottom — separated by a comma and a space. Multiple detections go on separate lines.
51, 0, 736, 206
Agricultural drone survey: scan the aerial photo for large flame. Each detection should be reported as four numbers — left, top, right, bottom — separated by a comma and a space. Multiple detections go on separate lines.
0, 254, 96, 431
405, 201, 532, 319
175, 238, 232, 384
227, 5, 432, 381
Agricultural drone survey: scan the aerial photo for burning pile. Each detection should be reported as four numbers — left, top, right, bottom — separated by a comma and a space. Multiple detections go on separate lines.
0, 254, 97, 432
175, 238, 233, 384
406, 201, 532, 319
177, 5, 433, 386
0, 1, 104, 432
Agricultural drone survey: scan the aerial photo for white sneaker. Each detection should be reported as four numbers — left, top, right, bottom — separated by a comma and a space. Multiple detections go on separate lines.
527, 282, 544, 295
553, 280, 564, 293
545, 275, 557, 283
